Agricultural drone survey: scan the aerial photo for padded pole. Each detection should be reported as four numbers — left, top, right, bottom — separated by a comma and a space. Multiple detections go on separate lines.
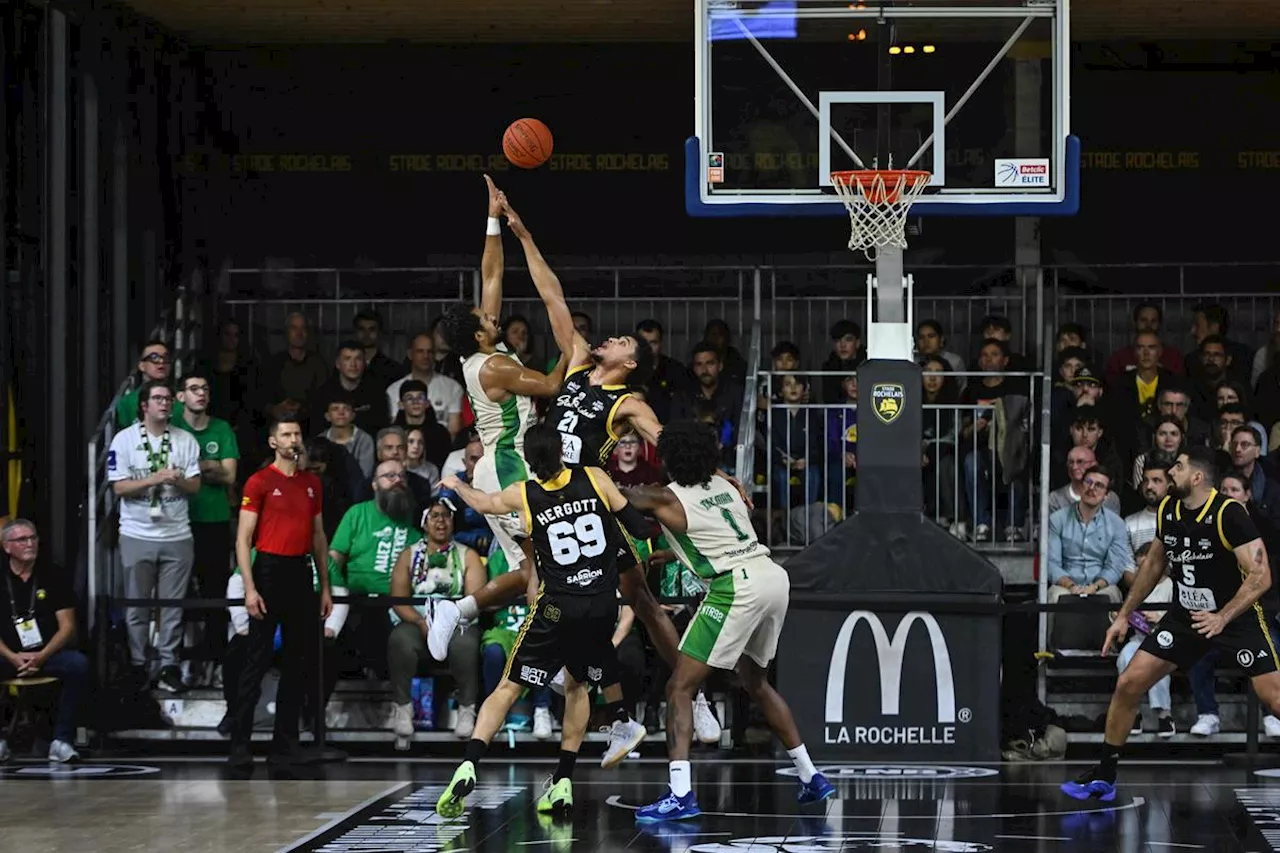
875, 246, 905, 325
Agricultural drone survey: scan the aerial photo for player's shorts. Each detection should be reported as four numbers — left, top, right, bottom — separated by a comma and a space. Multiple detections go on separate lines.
679, 558, 789, 670
1137, 604, 1280, 675
472, 451, 529, 572
503, 588, 621, 691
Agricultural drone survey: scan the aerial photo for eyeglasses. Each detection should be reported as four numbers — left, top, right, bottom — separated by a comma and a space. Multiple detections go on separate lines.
378, 472, 405, 481
148, 395, 173, 404
1083, 478, 1110, 492
4, 534, 37, 545
141, 353, 170, 364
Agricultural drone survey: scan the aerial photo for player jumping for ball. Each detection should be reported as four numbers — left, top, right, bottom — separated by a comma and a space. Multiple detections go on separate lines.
435, 422, 655, 818
430, 176, 570, 659
430, 191, 688, 683
1062, 446, 1274, 803
622, 420, 834, 822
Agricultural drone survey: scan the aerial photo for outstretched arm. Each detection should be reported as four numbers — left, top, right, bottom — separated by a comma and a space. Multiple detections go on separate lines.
622, 484, 689, 535
503, 199, 592, 369
441, 476, 527, 521
480, 175, 505, 320
481, 350, 569, 400
616, 396, 663, 446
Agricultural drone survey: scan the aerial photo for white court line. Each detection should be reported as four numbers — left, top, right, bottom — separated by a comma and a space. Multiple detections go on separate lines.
995, 835, 1070, 842
1144, 844, 1205, 850
606, 794, 1147, 822
517, 841, 579, 846
273, 782, 409, 853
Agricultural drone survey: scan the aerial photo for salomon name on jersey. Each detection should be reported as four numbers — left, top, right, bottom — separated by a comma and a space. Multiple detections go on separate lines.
548, 365, 632, 467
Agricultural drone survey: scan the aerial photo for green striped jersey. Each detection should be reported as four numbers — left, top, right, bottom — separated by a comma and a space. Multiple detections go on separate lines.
462, 346, 534, 460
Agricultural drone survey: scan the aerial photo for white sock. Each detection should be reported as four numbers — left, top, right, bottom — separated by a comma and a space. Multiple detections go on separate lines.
787, 744, 816, 784
669, 760, 692, 797
458, 595, 479, 620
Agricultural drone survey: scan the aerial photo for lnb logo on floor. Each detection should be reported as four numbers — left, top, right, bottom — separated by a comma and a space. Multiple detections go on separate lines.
288, 783, 524, 852
825, 611, 965, 746
689, 835, 991, 852
776, 764, 998, 780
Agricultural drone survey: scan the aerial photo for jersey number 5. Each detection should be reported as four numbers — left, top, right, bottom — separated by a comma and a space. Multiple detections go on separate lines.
1180, 563, 1196, 586
548, 513, 606, 566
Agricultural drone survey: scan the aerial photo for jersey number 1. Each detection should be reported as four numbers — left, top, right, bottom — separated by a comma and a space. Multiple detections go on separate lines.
720, 507, 749, 542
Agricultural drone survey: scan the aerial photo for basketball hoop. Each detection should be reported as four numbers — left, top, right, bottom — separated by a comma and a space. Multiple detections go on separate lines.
830, 170, 932, 260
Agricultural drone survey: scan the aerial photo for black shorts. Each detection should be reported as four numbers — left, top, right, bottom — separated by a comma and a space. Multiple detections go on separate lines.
503, 589, 619, 691
1138, 605, 1280, 675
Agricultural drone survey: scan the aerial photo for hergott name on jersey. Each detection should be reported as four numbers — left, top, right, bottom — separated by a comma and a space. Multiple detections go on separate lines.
534, 497, 602, 528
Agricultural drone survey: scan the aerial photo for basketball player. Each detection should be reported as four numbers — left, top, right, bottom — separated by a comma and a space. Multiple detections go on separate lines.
429, 192, 685, 673
433, 176, 570, 659
1062, 446, 1274, 802
623, 420, 834, 822
435, 422, 652, 818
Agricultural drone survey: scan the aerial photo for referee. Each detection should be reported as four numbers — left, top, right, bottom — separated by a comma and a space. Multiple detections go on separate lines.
228, 416, 332, 772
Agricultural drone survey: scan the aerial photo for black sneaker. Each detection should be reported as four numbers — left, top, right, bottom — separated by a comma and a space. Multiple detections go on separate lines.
1157, 716, 1176, 738
156, 666, 186, 694
227, 745, 253, 772
1130, 714, 1143, 735
217, 714, 232, 737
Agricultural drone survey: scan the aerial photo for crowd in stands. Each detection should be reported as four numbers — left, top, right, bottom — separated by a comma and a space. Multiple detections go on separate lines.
6, 297, 1280, 757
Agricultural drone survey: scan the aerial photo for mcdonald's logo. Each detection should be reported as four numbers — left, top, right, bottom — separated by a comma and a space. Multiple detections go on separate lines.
823, 611, 964, 746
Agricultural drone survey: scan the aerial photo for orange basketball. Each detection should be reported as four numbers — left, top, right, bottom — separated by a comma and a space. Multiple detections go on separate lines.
503, 118, 554, 169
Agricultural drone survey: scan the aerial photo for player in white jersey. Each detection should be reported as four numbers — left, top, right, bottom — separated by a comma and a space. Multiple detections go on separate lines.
439, 176, 569, 576
623, 420, 834, 823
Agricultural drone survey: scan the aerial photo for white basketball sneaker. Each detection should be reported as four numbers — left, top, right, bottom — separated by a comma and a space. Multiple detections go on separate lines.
693, 692, 722, 745
392, 703, 415, 751
428, 600, 461, 661
601, 719, 647, 768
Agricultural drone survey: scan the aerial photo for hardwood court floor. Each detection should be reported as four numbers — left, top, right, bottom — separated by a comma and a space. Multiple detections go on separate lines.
4, 754, 1280, 852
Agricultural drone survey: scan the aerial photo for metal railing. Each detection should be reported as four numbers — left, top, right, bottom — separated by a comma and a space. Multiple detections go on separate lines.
219, 263, 1280, 384
754, 369, 1048, 554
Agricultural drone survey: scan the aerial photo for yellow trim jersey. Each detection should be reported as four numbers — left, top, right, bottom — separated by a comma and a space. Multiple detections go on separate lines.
1158, 490, 1268, 615
547, 364, 633, 468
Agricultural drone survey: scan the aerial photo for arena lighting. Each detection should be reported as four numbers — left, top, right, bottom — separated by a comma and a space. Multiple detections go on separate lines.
888, 45, 902, 54
903, 45, 916, 54
847, 29, 867, 41
923, 44, 936, 53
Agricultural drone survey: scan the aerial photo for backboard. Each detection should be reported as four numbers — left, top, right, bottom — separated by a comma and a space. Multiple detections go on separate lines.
689, 0, 1078, 217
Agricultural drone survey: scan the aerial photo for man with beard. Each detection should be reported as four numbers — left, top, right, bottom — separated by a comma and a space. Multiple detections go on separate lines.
1123, 460, 1171, 577
326, 459, 424, 682
1062, 446, 1275, 802
1190, 335, 1234, 423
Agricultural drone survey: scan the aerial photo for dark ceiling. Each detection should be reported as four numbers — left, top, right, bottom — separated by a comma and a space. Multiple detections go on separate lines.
119, 0, 1280, 44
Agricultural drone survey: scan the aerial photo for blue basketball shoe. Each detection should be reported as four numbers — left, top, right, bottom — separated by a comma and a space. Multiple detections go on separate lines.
1060, 765, 1117, 802
635, 788, 702, 823
797, 772, 836, 804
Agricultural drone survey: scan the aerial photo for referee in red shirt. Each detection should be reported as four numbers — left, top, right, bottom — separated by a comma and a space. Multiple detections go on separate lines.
228, 415, 332, 772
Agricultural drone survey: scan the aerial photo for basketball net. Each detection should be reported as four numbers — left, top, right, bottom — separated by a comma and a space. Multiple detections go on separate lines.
830, 170, 931, 260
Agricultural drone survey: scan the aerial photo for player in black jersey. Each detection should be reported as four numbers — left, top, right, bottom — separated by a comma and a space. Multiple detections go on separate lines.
1064, 446, 1275, 803
426, 194, 684, 676
436, 422, 655, 819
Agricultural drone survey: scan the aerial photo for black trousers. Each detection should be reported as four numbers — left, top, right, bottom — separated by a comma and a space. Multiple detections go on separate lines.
230, 553, 318, 750
191, 521, 233, 663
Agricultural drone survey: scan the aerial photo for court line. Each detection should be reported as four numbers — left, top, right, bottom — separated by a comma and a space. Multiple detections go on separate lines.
605, 794, 1148, 822
994, 835, 1070, 842
273, 781, 410, 853
1144, 843, 1205, 850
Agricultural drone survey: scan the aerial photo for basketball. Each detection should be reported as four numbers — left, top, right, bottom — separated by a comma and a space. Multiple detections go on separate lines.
502, 118, 554, 169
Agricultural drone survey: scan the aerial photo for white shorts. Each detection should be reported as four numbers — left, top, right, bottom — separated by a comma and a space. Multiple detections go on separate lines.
679, 559, 789, 670
473, 451, 529, 572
